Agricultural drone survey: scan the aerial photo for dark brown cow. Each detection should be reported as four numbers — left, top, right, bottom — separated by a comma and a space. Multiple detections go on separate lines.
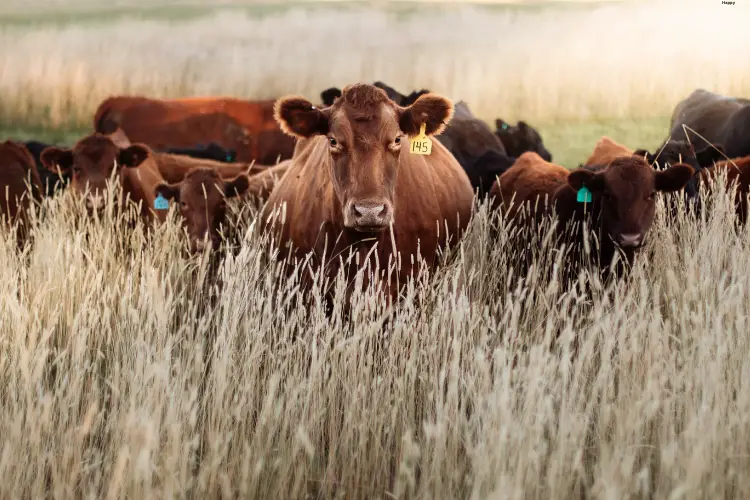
264, 83, 474, 302
93, 96, 296, 165
494, 153, 693, 272
669, 89, 750, 159
155, 168, 250, 252
0, 141, 43, 241
494, 119, 552, 162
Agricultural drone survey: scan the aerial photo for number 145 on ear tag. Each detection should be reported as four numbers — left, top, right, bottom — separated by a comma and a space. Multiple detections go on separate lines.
409, 123, 432, 156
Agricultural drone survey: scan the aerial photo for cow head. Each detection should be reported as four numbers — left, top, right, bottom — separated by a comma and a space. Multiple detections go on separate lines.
567, 156, 693, 249
495, 119, 552, 162
155, 168, 249, 253
275, 83, 453, 232
40, 134, 149, 211
634, 140, 725, 169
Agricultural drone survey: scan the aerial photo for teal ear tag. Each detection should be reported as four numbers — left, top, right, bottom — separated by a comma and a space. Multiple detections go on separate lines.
226, 154, 233, 162
501, 123, 509, 130
577, 186, 593, 203
154, 193, 170, 210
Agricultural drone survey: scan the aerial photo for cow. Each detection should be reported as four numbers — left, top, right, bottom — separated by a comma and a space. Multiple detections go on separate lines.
584, 136, 726, 211
40, 134, 251, 252
321, 85, 510, 199
0, 140, 44, 243
264, 83, 474, 303
697, 156, 750, 224
93, 96, 296, 165
492, 152, 693, 274
155, 167, 250, 252
162, 142, 237, 163
669, 88, 750, 159
494, 119, 553, 162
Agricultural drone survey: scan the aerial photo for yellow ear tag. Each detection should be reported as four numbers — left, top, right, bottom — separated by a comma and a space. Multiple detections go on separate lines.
409, 123, 432, 156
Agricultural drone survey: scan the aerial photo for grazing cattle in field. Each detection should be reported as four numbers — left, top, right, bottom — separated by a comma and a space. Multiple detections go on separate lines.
493, 152, 693, 272
162, 142, 237, 163
155, 167, 250, 252
93, 96, 296, 165
265, 83, 474, 302
669, 88, 750, 159
494, 119, 553, 162
40, 134, 251, 252
697, 156, 750, 224
0, 141, 43, 240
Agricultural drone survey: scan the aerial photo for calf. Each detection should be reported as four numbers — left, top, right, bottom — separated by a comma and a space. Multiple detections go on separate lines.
495, 118, 553, 161
494, 153, 693, 273
155, 167, 250, 252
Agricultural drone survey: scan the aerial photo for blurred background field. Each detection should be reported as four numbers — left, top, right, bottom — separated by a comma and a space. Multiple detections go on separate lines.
1, 0, 747, 167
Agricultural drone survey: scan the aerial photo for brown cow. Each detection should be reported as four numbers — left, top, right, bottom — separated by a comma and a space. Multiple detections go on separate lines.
698, 156, 750, 224
94, 96, 296, 165
584, 137, 634, 167
155, 167, 250, 252
494, 153, 693, 273
264, 83, 474, 302
40, 134, 252, 252
0, 140, 44, 241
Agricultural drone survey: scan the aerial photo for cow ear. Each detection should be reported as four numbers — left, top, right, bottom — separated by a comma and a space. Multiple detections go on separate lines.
40, 147, 73, 174
274, 97, 330, 139
399, 93, 454, 137
495, 119, 509, 131
568, 168, 605, 193
633, 148, 649, 158
655, 163, 694, 192
119, 144, 150, 168
225, 174, 250, 198
320, 87, 342, 107
155, 182, 180, 202
695, 143, 725, 166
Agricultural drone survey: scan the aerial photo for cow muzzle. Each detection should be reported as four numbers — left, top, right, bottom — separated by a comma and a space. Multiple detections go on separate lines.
615, 232, 645, 249
344, 199, 393, 232
85, 193, 106, 212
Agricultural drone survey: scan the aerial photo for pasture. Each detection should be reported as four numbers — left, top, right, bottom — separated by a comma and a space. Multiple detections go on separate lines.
2, 0, 750, 498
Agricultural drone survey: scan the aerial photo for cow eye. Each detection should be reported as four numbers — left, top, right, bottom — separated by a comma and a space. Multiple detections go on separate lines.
328, 137, 337, 147
394, 136, 401, 145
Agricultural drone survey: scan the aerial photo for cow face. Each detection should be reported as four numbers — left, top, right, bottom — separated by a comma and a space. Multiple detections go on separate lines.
495, 119, 552, 162
275, 83, 453, 232
155, 168, 249, 253
40, 135, 148, 211
567, 157, 693, 249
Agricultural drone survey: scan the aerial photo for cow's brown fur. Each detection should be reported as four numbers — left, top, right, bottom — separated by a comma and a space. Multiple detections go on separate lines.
698, 156, 750, 223
245, 161, 291, 201
155, 167, 250, 252
94, 96, 296, 164
264, 83, 474, 302
584, 136, 634, 167
490, 152, 569, 219
0, 141, 44, 239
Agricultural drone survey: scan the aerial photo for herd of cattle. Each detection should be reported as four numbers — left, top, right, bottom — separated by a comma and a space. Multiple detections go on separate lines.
1, 82, 749, 300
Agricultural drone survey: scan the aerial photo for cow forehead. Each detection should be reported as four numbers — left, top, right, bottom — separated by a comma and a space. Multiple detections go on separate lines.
74, 137, 118, 163
605, 162, 654, 195
332, 102, 398, 136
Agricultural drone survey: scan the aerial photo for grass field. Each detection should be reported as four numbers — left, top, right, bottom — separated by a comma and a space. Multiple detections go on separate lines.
2, 0, 750, 498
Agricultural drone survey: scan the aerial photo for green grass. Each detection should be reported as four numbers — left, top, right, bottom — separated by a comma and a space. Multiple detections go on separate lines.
0, 116, 670, 170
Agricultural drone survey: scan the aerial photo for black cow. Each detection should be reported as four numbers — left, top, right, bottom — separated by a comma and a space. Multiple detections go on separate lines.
494, 119, 552, 162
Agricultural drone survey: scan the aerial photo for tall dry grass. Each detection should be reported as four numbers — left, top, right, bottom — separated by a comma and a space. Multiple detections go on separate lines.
1, 171, 750, 498
0, 0, 748, 130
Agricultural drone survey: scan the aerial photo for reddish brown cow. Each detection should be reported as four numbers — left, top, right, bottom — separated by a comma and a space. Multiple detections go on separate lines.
698, 156, 750, 223
155, 168, 250, 252
94, 96, 296, 165
40, 134, 252, 252
0, 140, 43, 240
264, 83, 474, 302
495, 154, 693, 272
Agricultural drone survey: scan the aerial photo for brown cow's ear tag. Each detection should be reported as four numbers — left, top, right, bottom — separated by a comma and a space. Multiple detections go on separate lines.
409, 123, 432, 156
